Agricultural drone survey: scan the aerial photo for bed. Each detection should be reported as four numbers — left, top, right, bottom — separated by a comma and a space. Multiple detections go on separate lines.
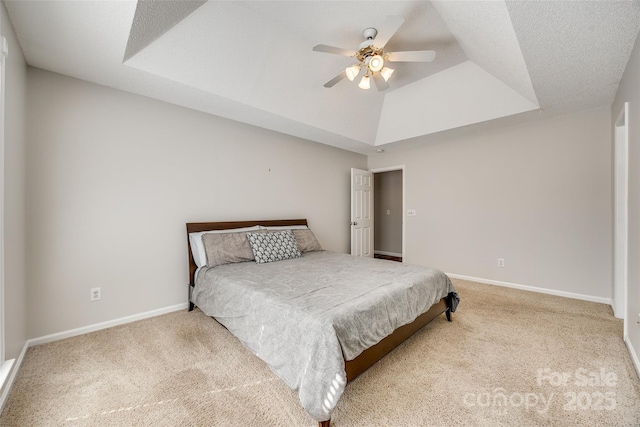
186, 219, 459, 426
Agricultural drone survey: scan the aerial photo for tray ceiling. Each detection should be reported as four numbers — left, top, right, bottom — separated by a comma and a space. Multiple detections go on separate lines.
5, 1, 640, 154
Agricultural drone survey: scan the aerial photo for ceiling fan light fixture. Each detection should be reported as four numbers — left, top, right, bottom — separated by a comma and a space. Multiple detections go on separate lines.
314, 16, 436, 91
380, 66, 394, 82
358, 74, 371, 90
368, 54, 384, 72
345, 64, 360, 81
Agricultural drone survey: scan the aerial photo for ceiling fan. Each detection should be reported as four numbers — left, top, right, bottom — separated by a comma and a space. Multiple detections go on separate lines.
313, 15, 436, 91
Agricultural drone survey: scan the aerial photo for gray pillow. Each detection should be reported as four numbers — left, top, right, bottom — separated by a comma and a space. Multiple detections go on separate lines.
246, 230, 303, 264
202, 231, 255, 267
293, 229, 323, 253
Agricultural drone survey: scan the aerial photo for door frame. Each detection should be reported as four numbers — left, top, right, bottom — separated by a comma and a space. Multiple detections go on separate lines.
370, 165, 406, 260
0, 36, 6, 364
613, 102, 629, 333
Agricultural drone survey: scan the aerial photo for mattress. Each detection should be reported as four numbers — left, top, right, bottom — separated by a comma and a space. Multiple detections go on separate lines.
192, 250, 457, 421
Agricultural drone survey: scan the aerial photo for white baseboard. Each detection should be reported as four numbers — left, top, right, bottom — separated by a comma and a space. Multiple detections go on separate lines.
0, 341, 28, 413
624, 336, 640, 380
0, 302, 188, 411
374, 250, 403, 258
611, 303, 623, 319
28, 302, 189, 347
446, 273, 611, 305
0, 360, 14, 392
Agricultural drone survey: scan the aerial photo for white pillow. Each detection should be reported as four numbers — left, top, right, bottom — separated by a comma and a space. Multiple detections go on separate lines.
189, 226, 261, 268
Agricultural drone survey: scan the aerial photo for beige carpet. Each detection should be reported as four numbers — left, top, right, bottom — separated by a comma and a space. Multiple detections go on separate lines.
1, 279, 639, 426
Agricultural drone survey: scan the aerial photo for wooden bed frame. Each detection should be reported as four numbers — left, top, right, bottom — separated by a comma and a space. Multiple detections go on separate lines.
186, 219, 452, 427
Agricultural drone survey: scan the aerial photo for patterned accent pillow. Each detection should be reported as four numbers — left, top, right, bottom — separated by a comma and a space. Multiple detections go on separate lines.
246, 230, 303, 264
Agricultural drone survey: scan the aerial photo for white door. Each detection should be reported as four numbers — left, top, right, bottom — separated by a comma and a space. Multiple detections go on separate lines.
351, 168, 374, 257
614, 102, 629, 324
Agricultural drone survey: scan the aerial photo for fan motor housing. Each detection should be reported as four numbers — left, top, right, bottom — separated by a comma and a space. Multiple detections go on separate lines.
356, 45, 382, 62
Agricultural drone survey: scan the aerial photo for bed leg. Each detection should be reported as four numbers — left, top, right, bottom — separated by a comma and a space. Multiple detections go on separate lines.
319, 420, 330, 427
445, 308, 452, 322
188, 284, 195, 312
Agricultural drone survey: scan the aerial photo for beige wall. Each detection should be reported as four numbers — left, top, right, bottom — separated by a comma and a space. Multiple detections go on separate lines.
374, 170, 402, 255
26, 68, 366, 338
2, 3, 27, 360
369, 107, 612, 300
612, 31, 640, 367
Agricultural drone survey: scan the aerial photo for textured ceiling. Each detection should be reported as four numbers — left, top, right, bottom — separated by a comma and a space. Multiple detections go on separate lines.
4, 1, 640, 154
507, 0, 640, 113
123, 0, 206, 62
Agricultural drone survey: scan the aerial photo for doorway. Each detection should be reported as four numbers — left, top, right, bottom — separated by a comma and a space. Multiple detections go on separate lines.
372, 167, 404, 262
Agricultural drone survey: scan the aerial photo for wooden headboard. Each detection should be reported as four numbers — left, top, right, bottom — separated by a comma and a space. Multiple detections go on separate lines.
186, 219, 308, 287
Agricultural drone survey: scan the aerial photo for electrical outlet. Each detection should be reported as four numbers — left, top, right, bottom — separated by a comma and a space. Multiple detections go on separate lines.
498, 258, 505, 267
90, 287, 101, 302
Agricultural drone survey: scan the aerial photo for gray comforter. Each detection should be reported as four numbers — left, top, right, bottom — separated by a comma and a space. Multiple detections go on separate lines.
192, 251, 457, 422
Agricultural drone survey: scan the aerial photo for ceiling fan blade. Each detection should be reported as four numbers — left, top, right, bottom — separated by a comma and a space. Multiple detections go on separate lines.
372, 72, 389, 92
323, 71, 347, 88
386, 50, 436, 62
313, 44, 356, 57
373, 15, 405, 49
